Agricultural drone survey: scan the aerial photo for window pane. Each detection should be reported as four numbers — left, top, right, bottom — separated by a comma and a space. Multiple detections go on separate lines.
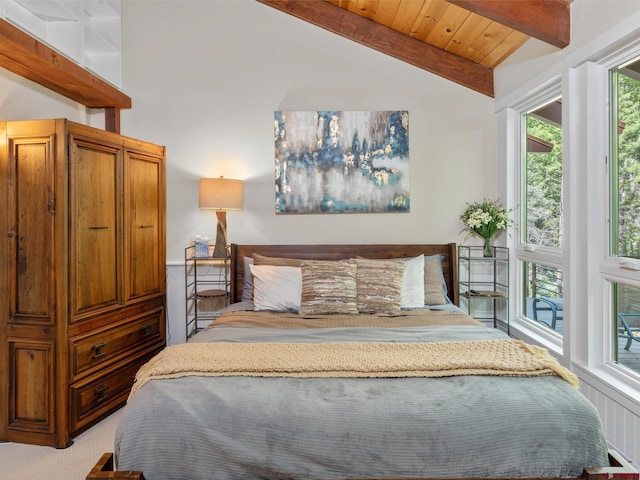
522, 261, 564, 335
612, 283, 640, 375
611, 60, 640, 259
524, 101, 563, 248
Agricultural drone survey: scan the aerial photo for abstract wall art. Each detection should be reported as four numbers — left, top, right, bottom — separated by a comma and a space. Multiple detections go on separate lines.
274, 110, 409, 214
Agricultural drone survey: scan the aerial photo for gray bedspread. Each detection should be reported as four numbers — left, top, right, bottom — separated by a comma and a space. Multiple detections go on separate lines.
115, 311, 609, 479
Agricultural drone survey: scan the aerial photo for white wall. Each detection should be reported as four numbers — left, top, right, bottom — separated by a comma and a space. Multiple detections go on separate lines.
116, 0, 498, 344
0, 68, 89, 122
119, 0, 497, 262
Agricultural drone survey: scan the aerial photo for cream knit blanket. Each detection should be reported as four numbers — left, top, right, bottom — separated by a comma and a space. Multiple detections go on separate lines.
129, 339, 579, 398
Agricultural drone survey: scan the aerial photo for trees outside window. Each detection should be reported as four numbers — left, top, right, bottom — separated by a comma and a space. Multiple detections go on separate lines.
520, 99, 564, 336
612, 64, 640, 259
525, 113, 563, 248
610, 58, 640, 373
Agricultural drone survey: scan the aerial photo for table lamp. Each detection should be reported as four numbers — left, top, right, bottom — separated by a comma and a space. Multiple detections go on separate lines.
199, 177, 243, 257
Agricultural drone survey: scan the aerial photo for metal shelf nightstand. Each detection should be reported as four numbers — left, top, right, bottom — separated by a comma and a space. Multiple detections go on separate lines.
185, 245, 230, 339
458, 245, 509, 334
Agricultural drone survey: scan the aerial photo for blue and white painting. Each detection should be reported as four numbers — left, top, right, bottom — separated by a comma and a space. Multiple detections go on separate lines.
274, 110, 409, 214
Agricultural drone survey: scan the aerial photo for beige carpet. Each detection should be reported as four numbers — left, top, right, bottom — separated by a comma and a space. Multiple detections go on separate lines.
0, 409, 121, 480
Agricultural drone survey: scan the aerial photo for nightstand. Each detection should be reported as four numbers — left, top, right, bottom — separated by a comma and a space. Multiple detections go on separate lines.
458, 245, 509, 334
185, 245, 230, 339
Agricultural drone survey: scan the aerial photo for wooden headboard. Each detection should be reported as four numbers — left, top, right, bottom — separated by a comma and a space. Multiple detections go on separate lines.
229, 243, 459, 306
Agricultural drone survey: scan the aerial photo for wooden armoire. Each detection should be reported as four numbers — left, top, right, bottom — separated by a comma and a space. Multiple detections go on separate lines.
0, 119, 166, 448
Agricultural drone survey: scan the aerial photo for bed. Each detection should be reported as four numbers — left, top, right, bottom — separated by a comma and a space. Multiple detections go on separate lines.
88, 243, 637, 480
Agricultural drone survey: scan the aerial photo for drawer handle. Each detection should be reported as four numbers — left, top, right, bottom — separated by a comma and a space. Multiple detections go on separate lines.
91, 341, 107, 359
140, 324, 154, 338
90, 226, 109, 230
139, 224, 154, 229
95, 384, 109, 403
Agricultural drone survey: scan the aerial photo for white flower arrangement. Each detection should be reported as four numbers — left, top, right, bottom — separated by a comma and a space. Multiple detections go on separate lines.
460, 199, 515, 241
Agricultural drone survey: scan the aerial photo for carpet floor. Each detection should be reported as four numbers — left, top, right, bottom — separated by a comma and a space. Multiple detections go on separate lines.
0, 409, 120, 480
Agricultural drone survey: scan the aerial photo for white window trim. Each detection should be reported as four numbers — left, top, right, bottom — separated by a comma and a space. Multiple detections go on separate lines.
564, 60, 608, 373
502, 80, 568, 362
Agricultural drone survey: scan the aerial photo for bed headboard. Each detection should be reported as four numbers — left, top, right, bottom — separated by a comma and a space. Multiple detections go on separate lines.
229, 243, 459, 306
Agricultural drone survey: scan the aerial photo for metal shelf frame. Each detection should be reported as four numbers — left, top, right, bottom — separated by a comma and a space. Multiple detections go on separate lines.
185, 245, 230, 339
458, 245, 510, 334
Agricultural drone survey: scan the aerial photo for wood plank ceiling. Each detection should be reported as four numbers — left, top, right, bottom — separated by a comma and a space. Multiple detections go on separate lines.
258, 0, 572, 97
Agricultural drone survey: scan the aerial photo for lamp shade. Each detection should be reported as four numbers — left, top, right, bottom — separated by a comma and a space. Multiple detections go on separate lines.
199, 177, 243, 210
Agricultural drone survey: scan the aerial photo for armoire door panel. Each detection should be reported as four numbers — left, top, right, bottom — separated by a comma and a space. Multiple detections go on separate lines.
127, 153, 163, 301
8, 137, 55, 325
8, 339, 55, 434
70, 138, 123, 320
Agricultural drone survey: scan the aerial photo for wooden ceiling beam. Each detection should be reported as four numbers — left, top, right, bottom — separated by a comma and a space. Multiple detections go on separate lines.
447, 0, 570, 49
257, 0, 494, 97
0, 19, 131, 130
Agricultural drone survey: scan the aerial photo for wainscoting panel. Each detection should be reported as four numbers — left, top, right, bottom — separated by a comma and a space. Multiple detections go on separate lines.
166, 263, 188, 345
579, 374, 639, 466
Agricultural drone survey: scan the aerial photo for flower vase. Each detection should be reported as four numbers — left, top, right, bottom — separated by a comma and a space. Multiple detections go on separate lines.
482, 237, 494, 257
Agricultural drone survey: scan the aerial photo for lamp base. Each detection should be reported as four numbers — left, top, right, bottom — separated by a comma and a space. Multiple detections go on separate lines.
213, 210, 228, 258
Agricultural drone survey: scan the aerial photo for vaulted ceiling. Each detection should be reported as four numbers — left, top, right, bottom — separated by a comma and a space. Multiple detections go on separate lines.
0, 0, 572, 133
257, 0, 572, 97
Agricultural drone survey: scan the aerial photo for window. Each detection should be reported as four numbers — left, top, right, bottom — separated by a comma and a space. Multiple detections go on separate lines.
519, 98, 564, 336
522, 262, 564, 333
611, 59, 640, 259
612, 283, 640, 373
609, 58, 640, 375
524, 101, 563, 248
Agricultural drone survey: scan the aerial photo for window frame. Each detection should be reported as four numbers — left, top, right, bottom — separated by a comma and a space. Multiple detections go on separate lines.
603, 52, 640, 385
564, 52, 640, 392
509, 81, 566, 356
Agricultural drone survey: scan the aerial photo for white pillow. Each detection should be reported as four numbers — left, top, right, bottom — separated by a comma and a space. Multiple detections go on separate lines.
249, 264, 302, 311
400, 254, 425, 308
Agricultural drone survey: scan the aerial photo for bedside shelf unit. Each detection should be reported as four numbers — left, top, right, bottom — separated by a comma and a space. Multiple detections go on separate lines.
185, 246, 230, 339
458, 245, 509, 334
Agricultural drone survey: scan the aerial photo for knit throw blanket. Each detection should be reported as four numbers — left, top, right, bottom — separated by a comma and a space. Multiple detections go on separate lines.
129, 339, 579, 399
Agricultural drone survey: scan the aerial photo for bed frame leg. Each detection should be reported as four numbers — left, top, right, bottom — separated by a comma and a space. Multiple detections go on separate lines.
584, 450, 639, 480
86, 453, 146, 480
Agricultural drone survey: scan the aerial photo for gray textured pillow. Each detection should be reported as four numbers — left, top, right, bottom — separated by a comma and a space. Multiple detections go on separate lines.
241, 256, 254, 302
355, 258, 404, 314
357, 255, 425, 308
299, 260, 358, 315
424, 255, 448, 305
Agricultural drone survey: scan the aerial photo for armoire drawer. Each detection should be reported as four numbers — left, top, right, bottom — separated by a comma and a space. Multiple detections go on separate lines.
69, 350, 158, 435
70, 308, 163, 379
